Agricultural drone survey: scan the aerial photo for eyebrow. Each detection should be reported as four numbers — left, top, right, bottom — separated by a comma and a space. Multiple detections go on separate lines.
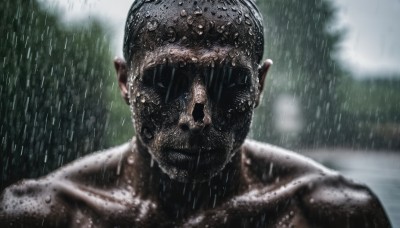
141, 48, 253, 69
142, 62, 252, 77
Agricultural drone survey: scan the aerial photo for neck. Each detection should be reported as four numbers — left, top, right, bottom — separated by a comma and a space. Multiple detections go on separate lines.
127, 137, 246, 219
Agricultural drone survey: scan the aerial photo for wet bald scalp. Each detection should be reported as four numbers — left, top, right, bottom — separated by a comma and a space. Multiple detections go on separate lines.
123, 0, 264, 66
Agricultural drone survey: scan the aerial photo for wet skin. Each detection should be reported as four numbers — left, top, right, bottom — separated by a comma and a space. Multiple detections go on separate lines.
0, 0, 391, 227
0, 140, 391, 227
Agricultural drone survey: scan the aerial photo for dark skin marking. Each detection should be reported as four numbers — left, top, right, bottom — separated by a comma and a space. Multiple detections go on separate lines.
0, 0, 391, 227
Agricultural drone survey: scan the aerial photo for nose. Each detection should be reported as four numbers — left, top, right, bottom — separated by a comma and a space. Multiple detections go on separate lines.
178, 78, 211, 134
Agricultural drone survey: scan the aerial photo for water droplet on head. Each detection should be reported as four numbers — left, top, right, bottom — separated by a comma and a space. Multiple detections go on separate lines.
248, 28, 254, 36
147, 20, 159, 31
245, 19, 252, 26
235, 16, 242, 25
194, 6, 203, 15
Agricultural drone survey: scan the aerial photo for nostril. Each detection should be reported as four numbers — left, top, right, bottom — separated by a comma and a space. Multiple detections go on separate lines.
180, 123, 190, 131
192, 103, 205, 123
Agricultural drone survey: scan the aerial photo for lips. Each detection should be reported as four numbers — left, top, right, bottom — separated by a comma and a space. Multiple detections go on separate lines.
165, 148, 220, 168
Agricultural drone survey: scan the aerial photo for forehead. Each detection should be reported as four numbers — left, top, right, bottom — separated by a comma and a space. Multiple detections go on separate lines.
126, 0, 261, 63
140, 45, 253, 70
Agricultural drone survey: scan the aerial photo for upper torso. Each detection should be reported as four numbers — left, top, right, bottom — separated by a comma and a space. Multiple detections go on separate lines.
0, 140, 391, 227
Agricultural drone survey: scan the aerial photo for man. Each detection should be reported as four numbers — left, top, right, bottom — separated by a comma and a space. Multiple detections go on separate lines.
0, 0, 391, 227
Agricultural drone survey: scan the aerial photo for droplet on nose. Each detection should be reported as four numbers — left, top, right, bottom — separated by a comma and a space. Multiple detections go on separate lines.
192, 103, 205, 123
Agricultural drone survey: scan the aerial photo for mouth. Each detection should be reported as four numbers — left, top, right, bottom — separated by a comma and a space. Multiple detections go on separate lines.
165, 148, 222, 169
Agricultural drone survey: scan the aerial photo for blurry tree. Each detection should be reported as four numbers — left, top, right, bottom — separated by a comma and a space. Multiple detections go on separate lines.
253, 0, 343, 147
338, 76, 400, 149
0, 0, 131, 190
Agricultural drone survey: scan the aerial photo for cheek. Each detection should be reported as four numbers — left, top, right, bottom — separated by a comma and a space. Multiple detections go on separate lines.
213, 89, 255, 129
132, 86, 184, 143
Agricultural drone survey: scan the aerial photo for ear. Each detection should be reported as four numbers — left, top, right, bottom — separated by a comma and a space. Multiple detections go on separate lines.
114, 57, 130, 105
255, 59, 273, 107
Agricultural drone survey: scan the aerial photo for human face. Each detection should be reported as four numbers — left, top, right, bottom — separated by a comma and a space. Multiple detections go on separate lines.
118, 0, 268, 182
128, 43, 260, 182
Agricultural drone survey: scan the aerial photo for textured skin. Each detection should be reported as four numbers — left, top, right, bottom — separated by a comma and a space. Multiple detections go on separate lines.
0, 139, 391, 227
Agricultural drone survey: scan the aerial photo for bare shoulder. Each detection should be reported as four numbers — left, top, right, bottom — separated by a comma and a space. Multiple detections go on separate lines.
242, 139, 391, 227
0, 143, 132, 227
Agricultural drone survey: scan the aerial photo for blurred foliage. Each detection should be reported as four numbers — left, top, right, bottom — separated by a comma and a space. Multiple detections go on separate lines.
253, 0, 343, 148
337, 77, 400, 149
0, 0, 132, 190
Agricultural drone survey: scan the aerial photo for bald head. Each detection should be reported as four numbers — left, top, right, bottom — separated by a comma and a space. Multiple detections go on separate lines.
123, 0, 264, 66
114, 0, 271, 182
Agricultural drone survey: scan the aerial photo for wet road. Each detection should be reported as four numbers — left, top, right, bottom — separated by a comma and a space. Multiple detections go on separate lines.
303, 149, 400, 228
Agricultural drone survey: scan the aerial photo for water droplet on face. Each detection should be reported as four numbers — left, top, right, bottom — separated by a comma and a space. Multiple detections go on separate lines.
194, 6, 203, 15
147, 20, 159, 32
145, 11, 151, 18
143, 128, 153, 140
187, 15, 194, 25
166, 26, 176, 42
194, 23, 205, 35
141, 97, 146, 103
245, 158, 252, 165
45, 196, 51, 204
180, 9, 187, 17
216, 25, 225, 33
233, 33, 240, 41
127, 155, 135, 165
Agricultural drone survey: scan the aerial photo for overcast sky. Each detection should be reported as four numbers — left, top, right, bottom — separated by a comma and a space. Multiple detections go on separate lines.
40, 0, 400, 78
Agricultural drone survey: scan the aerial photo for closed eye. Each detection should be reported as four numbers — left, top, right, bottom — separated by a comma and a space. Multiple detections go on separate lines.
143, 65, 189, 102
205, 65, 252, 102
